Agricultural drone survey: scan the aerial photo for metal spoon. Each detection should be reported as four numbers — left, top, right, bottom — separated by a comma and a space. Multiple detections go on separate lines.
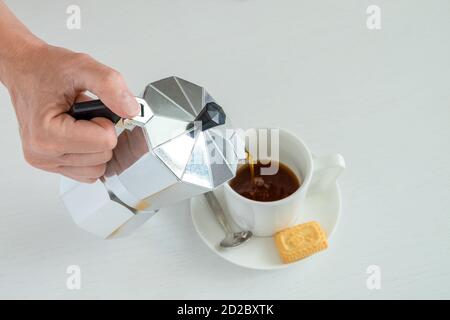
204, 191, 253, 248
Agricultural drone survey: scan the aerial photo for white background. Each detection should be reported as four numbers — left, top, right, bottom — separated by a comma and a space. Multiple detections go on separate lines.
0, 0, 449, 299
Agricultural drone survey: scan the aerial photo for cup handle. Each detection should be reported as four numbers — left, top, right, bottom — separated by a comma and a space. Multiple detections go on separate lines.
308, 154, 345, 194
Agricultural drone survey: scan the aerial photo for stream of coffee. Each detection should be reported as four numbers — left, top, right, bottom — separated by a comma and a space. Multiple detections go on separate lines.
245, 150, 255, 184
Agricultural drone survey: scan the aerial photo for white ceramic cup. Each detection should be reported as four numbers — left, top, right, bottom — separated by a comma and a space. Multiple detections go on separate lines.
223, 128, 345, 237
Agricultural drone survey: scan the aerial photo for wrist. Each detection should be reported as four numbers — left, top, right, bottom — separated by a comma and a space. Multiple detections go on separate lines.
0, 33, 46, 89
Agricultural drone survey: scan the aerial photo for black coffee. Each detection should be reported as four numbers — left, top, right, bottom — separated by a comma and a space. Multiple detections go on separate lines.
229, 160, 301, 202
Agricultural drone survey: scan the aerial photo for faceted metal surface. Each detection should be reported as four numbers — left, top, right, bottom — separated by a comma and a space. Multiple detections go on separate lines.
175, 77, 204, 114
104, 126, 178, 207
152, 77, 196, 116
107, 75, 240, 200
139, 76, 239, 189
153, 127, 199, 179
145, 115, 191, 148
143, 85, 193, 122
204, 129, 236, 187
182, 132, 213, 188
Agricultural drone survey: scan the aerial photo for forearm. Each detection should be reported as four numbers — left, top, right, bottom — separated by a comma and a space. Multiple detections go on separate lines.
0, 1, 45, 88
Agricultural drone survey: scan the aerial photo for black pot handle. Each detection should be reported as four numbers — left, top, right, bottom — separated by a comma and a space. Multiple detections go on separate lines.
68, 99, 121, 124
187, 102, 226, 132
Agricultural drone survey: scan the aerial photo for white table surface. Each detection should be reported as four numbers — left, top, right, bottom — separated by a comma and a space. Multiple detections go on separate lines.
1, 0, 449, 299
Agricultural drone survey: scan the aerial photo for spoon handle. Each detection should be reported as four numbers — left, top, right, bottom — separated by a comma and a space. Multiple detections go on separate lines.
204, 192, 234, 234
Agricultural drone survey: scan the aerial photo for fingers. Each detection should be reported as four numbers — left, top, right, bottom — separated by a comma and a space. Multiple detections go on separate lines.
57, 164, 107, 180
23, 146, 110, 183
71, 53, 140, 118
56, 164, 107, 183
45, 115, 117, 154
59, 150, 113, 167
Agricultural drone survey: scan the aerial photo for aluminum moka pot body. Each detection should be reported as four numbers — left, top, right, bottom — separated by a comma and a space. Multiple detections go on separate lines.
60, 76, 245, 238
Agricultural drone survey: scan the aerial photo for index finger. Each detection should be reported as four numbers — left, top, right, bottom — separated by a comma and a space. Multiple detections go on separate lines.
72, 54, 140, 118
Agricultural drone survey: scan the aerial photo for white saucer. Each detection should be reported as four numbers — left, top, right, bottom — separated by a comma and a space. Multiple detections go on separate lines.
190, 183, 342, 270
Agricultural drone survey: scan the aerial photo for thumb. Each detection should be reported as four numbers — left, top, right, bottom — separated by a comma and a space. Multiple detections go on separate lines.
73, 54, 140, 118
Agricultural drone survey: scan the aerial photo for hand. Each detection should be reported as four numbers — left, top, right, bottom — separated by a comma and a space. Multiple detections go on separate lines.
1, 41, 140, 183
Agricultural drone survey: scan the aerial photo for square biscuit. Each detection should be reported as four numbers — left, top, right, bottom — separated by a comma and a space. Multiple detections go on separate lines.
274, 221, 328, 264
